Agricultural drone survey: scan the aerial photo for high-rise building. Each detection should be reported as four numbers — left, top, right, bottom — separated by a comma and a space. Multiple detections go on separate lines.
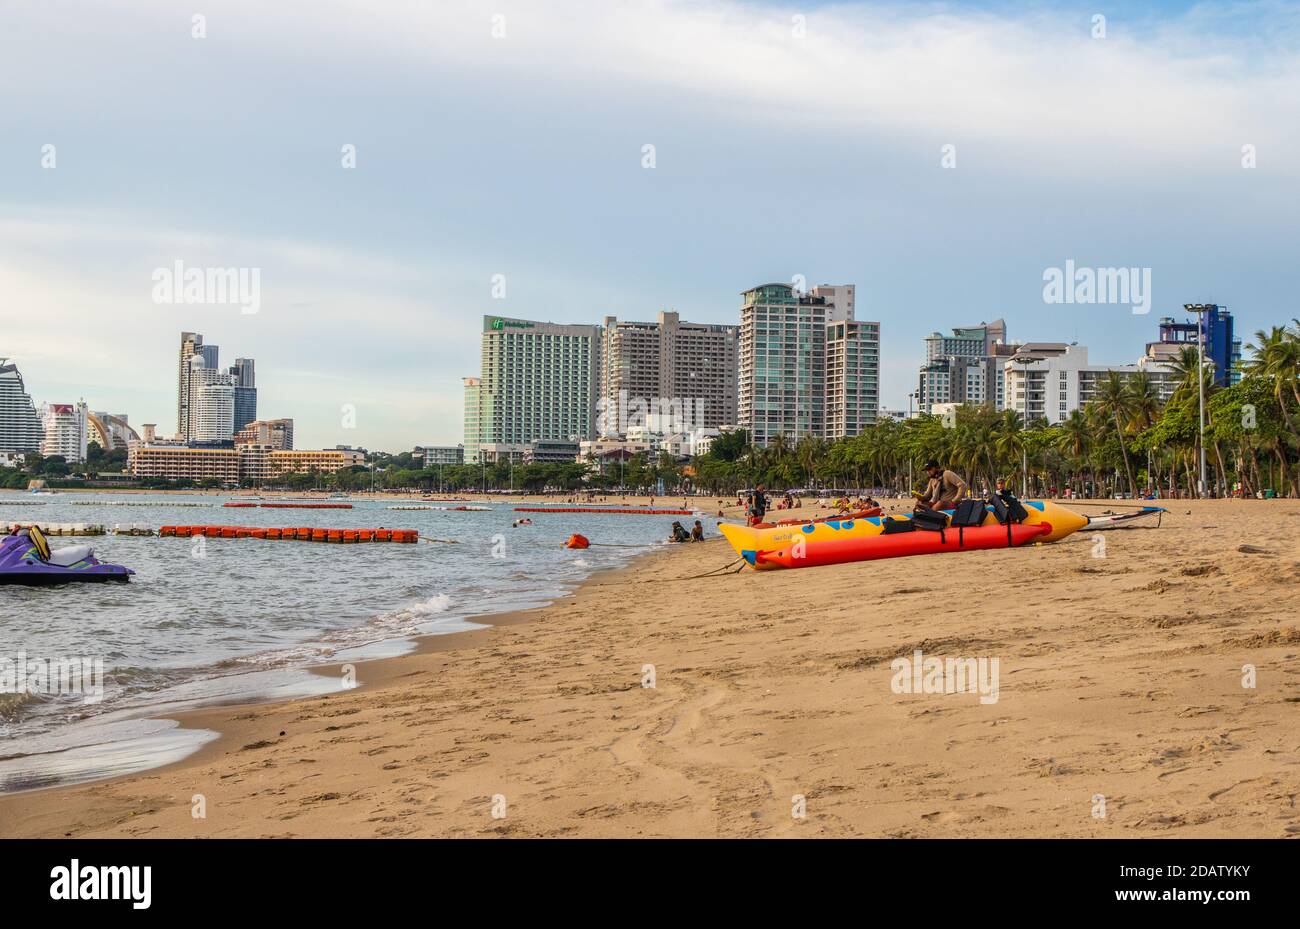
187, 356, 235, 442
178, 332, 220, 440
1146, 305, 1242, 387
917, 319, 1009, 411
0, 358, 45, 454
464, 316, 600, 461
739, 283, 829, 445
825, 317, 880, 437
229, 357, 257, 432
738, 283, 875, 444
40, 401, 89, 463
600, 311, 738, 436
463, 377, 482, 464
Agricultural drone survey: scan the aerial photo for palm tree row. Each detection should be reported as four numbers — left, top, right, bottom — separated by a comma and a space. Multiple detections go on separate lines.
692, 320, 1300, 499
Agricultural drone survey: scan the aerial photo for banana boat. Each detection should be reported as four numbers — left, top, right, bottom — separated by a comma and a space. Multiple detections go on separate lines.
719, 500, 1088, 568
754, 521, 1052, 570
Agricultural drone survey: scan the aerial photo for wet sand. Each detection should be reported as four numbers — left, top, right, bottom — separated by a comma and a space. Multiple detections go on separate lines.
2, 499, 1296, 838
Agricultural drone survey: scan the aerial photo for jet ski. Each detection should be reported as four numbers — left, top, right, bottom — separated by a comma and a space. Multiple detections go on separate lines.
0, 526, 134, 585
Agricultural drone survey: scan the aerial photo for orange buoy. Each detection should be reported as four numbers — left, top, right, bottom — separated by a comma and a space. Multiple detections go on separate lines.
565, 533, 590, 549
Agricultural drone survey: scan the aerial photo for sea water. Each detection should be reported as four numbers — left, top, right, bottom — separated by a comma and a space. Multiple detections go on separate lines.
0, 492, 693, 790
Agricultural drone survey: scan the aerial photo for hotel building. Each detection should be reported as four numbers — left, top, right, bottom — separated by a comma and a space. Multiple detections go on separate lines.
129, 443, 363, 484
463, 316, 600, 464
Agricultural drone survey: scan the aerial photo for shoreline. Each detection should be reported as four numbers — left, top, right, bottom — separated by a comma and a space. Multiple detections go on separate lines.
2, 499, 1296, 838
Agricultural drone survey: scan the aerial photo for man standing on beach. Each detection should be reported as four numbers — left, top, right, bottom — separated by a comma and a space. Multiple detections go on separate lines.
916, 460, 967, 511
747, 485, 768, 526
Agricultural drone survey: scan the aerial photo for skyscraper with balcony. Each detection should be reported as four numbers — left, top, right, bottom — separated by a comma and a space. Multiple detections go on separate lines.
464, 316, 600, 463
0, 358, 44, 454
600, 311, 738, 435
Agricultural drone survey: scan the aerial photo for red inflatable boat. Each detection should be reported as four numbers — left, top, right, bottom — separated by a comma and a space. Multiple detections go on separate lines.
753, 521, 1051, 570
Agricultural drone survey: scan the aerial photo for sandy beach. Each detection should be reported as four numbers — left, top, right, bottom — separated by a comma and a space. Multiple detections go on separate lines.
2, 498, 1297, 838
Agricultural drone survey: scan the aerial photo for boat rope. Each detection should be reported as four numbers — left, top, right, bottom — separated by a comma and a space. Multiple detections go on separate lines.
675, 557, 747, 580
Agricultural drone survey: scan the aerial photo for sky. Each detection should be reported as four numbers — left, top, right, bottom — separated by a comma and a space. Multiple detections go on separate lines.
3, 0, 1299, 450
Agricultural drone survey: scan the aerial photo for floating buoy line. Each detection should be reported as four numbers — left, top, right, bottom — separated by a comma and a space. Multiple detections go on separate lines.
515, 507, 695, 515
159, 525, 418, 542
223, 502, 353, 509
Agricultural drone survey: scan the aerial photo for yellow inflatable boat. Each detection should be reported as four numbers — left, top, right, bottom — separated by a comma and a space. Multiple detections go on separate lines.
718, 500, 1089, 568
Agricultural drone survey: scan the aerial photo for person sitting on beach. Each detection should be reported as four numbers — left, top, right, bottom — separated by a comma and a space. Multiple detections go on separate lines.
691, 520, 704, 542
916, 459, 967, 512
669, 521, 691, 543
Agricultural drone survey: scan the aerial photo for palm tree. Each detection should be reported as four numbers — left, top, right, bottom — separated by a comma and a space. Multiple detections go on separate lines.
1091, 371, 1138, 494
993, 409, 1025, 488
1245, 326, 1300, 441
1166, 345, 1207, 402
1126, 371, 1162, 430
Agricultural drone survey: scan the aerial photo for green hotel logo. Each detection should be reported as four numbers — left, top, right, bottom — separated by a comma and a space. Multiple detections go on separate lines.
487, 317, 535, 331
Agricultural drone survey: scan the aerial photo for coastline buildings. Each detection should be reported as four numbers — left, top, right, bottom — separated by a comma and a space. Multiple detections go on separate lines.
462, 316, 600, 464
40, 401, 89, 463
737, 283, 878, 445
0, 358, 45, 454
599, 311, 738, 435
177, 332, 256, 442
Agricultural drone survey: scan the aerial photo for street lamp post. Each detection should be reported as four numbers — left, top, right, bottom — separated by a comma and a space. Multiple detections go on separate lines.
1016, 356, 1043, 497
907, 390, 915, 493
1185, 304, 1212, 498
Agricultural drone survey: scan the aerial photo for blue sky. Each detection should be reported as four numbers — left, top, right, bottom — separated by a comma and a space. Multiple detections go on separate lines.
3, 0, 1298, 449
